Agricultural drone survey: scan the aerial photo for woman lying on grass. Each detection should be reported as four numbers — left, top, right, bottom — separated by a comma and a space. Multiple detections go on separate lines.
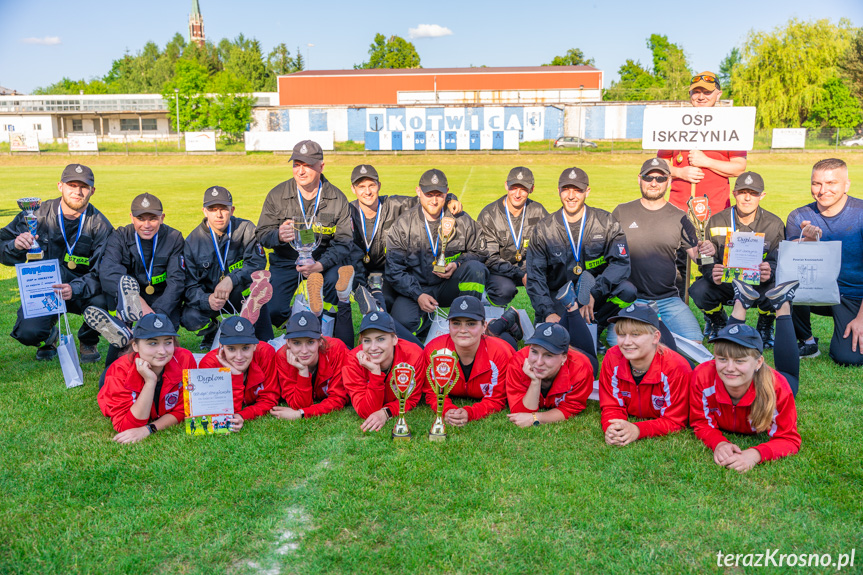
97, 313, 196, 444
599, 303, 692, 446
342, 310, 425, 432
690, 280, 801, 473
197, 316, 279, 432
505, 321, 594, 427
271, 311, 348, 420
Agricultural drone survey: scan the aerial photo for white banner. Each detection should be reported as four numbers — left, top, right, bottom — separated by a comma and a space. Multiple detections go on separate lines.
244, 131, 334, 152
642, 106, 756, 151
67, 133, 98, 152
10, 132, 40, 152
771, 128, 806, 149
185, 131, 217, 152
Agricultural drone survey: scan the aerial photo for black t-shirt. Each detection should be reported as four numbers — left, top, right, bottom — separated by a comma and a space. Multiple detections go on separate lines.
612, 200, 698, 300
459, 360, 473, 383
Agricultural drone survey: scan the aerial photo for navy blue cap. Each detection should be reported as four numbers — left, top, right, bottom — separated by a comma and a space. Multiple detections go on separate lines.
558, 167, 589, 189
289, 140, 324, 165
61, 164, 94, 187
710, 323, 764, 353
448, 296, 485, 321
132, 313, 178, 339
609, 303, 661, 330
219, 316, 258, 345
639, 157, 671, 176
359, 310, 396, 334
524, 322, 570, 355
351, 164, 380, 184
419, 169, 448, 194
506, 167, 534, 189
203, 186, 233, 208
131, 193, 163, 217
284, 311, 321, 340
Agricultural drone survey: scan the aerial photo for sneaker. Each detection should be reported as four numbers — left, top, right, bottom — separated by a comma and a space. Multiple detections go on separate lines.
84, 306, 132, 348
731, 279, 760, 310
118, 275, 143, 323
198, 320, 220, 351
80, 343, 101, 364
765, 280, 799, 311
307, 272, 325, 316
703, 310, 728, 340
575, 272, 596, 307
36, 343, 57, 361
336, 266, 355, 303
354, 285, 381, 315
555, 282, 578, 313
241, 270, 273, 325
756, 313, 776, 349
368, 273, 384, 291
501, 306, 524, 341
799, 337, 820, 359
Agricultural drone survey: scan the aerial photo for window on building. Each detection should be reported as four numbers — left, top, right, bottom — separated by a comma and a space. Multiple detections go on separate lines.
3, 125, 13, 132
33, 123, 42, 130
71, 119, 83, 132
141, 119, 157, 131
120, 119, 139, 131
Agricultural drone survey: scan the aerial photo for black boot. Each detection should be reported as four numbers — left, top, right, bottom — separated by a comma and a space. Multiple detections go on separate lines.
756, 313, 776, 349
500, 306, 523, 341
702, 310, 728, 340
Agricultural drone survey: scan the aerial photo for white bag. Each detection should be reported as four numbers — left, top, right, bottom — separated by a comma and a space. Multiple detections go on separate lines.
57, 313, 83, 389
776, 239, 841, 306
424, 309, 450, 346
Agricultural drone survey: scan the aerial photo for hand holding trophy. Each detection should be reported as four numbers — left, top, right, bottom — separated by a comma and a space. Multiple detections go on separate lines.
291, 217, 323, 266
427, 348, 460, 441
686, 195, 713, 266
16, 198, 43, 261
389, 362, 416, 440
433, 216, 456, 274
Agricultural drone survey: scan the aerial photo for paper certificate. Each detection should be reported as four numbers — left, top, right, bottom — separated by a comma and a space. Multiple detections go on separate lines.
15, 259, 66, 319
722, 231, 765, 285
183, 368, 234, 435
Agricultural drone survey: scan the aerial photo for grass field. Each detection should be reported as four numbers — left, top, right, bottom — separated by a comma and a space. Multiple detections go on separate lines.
1, 153, 862, 574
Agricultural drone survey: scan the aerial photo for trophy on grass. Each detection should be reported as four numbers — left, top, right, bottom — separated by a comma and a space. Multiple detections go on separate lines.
686, 195, 713, 266
427, 348, 460, 441
389, 362, 417, 440
291, 218, 323, 267
16, 197, 43, 261
433, 216, 456, 273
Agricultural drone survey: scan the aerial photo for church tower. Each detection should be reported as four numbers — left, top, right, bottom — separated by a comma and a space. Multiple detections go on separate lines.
189, 0, 205, 47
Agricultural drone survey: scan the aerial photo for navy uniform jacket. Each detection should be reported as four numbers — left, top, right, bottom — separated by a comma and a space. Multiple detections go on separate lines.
477, 196, 548, 282
702, 206, 785, 279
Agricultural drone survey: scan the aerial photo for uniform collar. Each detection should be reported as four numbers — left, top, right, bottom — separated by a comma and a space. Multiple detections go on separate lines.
441, 335, 491, 381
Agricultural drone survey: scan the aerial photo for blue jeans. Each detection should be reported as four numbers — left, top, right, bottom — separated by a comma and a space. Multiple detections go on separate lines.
607, 297, 703, 345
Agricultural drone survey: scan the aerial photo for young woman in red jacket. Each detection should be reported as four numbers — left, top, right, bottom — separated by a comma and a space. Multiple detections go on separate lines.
691, 280, 801, 472
97, 313, 196, 443
599, 303, 692, 446
271, 311, 348, 419
342, 310, 426, 432
422, 296, 514, 426
505, 322, 594, 427
198, 316, 279, 432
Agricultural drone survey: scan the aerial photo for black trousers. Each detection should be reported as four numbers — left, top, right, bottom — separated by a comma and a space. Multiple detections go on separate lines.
486, 273, 520, 307
690, 277, 775, 314
728, 314, 799, 395
268, 262, 340, 327
11, 292, 111, 347
792, 297, 863, 367
181, 285, 274, 343
545, 280, 637, 330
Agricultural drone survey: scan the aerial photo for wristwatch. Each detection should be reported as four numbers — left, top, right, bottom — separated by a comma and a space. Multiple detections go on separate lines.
299, 409, 305, 419
383, 407, 393, 420
146, 423, 158, 435
532, 413, 540, 427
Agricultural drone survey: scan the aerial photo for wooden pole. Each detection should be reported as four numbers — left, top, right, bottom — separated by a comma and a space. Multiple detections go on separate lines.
684, 181, 696, 304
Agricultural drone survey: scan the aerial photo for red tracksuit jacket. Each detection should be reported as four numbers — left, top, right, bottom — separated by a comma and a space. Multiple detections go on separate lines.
506, 347, 594, 419
690, 361, 801, 462
599, 345, 691, 438
276, 337, 348, 417
342, 339, 426, 419
199, 343, 279, 422
97, 347, 197, 432
421, 335, 513, 421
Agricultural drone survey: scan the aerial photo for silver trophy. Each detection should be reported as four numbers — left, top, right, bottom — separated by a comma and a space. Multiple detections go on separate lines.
291, 218, 323, 266
16, 198, 43, 261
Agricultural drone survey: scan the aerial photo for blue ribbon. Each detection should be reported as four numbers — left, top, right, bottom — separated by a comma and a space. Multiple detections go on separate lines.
58, 203, 85, 256
209, 220, 232, 276
563, 210, 586, 268
504, 199, 525, 253
135, 232, 158, 285
361, 201, 382, 255
297, 180, 322, 227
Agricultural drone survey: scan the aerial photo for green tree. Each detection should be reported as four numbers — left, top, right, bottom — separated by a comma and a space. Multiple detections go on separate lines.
803, 77, 863, 138
162, 60, 212, 131
718, 47, 741, 100
355, 33, 421, 69
732, 18, 856, 128
647, 34, 691, 99
207, 72, 254, 142
543, 48, 595, 67
221, 35, 268, 91
33, 77, 109, 95
840, 28, 863, 103
603, 59, 662, 101
264, 44, 303, 91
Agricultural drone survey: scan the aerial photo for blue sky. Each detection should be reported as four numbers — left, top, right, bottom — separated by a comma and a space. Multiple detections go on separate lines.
1, 0, 860, 93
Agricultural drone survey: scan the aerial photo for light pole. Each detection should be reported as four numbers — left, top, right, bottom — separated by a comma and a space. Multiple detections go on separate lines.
174, 88, 180, 150
307, 43, 314, 68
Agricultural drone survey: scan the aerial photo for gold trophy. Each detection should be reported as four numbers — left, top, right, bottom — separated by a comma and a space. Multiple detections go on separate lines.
16, 198, 43, 261
389, 362, 416, 440
433, 216, 456, 273
686, 195, 713, 266
427, 348, 460, 441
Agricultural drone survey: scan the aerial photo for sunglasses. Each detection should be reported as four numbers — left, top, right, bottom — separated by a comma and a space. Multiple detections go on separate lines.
691, 74, 718, 84
641, 175, 668, 183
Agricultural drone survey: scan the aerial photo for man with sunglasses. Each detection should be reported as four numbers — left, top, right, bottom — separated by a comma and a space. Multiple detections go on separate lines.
609, 159, 714, 345
688, 172, 786, 344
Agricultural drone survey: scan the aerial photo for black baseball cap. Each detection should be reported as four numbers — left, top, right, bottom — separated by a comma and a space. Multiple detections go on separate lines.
448, 296, 485, 321
131, 193, 163, 217
132, 313, 178, 339
203, 186, 233, 208
289, 140, 324, 165
60, 164, 94, 187
351, 164, 380, 184
219, 316, 258, 345
640, 158, 671, 176
733, 172, 765, 194
284, 311, 322, 340
710, 323, 764, 353
419, 169, 448, 194
525, 322, 570, 355
558, 167, 589, 190
506, 167, 534, 189
359, 310, 397, 334
609, 303, 661, 330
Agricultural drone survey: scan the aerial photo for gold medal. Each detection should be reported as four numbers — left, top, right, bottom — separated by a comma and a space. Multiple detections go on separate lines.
363, 254, 371, 264
676, 153, 683, 164
219, 275, 226, 282
515, 252, 522, 263
67, 260, 77, 270
145, 284, 155, 295
573, 265, 583, 275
